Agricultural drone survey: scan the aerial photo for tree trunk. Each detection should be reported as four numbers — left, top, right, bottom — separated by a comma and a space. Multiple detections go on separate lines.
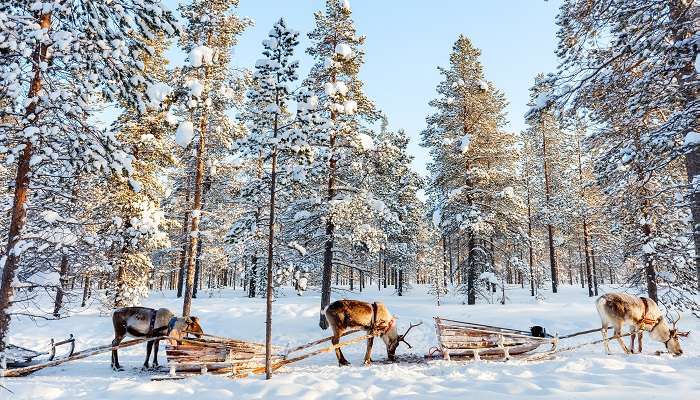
582, 220, 594, 297
590, 245, 599, 296
526, 180, 535, 296
176, 177, 191, 298
192, 239, 203, 299
0, 11, 51, 351
541, 122, 558, 293
52, 255, 69, 318
466, 237, 477, 305
248, 254, 257, 298
182, 106, 207, 317
265, 145, 278, 379
319, 60, 340, 329
81, 274, 90, 307
397, 269, 403, 296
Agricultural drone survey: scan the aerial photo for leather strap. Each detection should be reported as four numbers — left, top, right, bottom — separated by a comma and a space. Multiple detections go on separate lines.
148, 309, 157, 336
640, 297, 658, 327
370, 302, 378, 332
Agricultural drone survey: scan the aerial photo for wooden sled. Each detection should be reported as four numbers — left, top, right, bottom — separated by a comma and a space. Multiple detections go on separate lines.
432, 318, 558, 361
3, 334, 75, 368
163, 329, 374, 379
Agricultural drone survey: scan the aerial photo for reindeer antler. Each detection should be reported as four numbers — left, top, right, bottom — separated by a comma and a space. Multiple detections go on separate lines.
397, 322, 423, 349
668, 311, 681, 330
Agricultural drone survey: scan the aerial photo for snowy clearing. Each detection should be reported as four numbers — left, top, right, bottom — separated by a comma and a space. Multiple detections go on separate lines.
3, 285, 699, 399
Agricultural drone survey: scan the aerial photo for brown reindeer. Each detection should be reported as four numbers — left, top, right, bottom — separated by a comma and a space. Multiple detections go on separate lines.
111, 307, 203, 370
324, 300, 420, 366
595, 293, 687, 356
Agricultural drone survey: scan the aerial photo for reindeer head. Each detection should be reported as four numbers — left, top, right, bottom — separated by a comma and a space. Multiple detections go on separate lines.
653, 312, 688, 356
664, 312, 689, 356
167, 315, 204, 345
381, 320, 422, 361
186, 316, 204, 338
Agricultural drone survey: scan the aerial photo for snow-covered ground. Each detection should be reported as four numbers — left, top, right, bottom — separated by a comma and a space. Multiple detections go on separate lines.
3, 285, 699, 399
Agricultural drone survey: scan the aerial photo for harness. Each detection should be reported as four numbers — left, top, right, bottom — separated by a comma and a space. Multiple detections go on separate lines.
147, 309, 158, 335
640, 297, 660, 330
147, 309, 170, 336
370, 302, 395, 335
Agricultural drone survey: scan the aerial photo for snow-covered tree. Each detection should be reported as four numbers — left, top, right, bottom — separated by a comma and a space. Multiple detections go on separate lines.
174, 0, 251, 316
302, 0, 382, 328
105, 36, 174, 307
422, 35, 522, 305
229, 18, 319, 379
552, 0, 700, 298
0, 0, 178, 350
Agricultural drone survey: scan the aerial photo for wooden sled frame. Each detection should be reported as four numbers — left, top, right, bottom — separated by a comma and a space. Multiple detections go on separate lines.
162, 329, 374, 379
433, 317, 558, 361
3, 334, 75, 368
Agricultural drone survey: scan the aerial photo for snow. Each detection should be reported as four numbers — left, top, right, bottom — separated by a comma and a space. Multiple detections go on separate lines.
188, 45, 215, 68
695, 53, 700, 74
41, 210, 61, 224
479, 80, 489, 91
324, 82, 337, 96
343, 99, 358, 114
683, 131, 700, 147
175, 121, 195, 147
432, 208, 442, 227
335, 81, 348, 96
342, 0, 351, 11
287, 241, 307, 256
5, 285, 700, 399
145, 82, 172, 109
357, 132, 375, 151
335, 43, 353, 59
459, 134, 470, 153
185, 78, 204, 98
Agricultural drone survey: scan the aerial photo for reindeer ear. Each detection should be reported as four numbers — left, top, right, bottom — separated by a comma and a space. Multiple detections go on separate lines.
191, 316, 199, 323
185, 316, 193, 324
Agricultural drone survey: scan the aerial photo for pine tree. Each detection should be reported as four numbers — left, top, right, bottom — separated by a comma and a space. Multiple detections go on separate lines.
303, 0, 380, 328
175, 0, 251, 316
0, 0, 178, 350
422, 35, 521, 305
553, 0, 700, 295
107, 36, 174, 307
233, 18, 318, 379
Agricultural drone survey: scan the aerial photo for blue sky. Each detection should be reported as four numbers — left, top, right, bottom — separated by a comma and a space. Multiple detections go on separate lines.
164, 0, 563, 176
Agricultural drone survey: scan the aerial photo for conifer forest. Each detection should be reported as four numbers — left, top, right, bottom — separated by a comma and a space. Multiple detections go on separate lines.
0, 1, 698, 399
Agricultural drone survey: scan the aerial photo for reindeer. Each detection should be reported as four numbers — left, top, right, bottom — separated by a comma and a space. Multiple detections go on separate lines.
111, 307, 203, 370
323, 300, 420, 366
595, 293, 687, 356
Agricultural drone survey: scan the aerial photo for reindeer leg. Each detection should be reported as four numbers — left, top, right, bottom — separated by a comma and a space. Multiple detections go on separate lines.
629, 327, 636, 354
111, 333, 125, 371
143, 341, 153, 370
638, 331, 643, 353
152, 339, 160, 368
332, 333, 350, 366
363, 337, 374, 366
601, 324, 612, 355
614, 325, 630, 354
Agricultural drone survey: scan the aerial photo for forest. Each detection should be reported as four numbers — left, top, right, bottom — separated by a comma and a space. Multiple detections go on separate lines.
0, 0, 699, 397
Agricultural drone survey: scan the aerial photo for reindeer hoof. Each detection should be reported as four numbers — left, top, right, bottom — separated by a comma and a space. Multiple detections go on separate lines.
339, 361, 351, 367
112, 366, 124, 372
363, 360, 372, 366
